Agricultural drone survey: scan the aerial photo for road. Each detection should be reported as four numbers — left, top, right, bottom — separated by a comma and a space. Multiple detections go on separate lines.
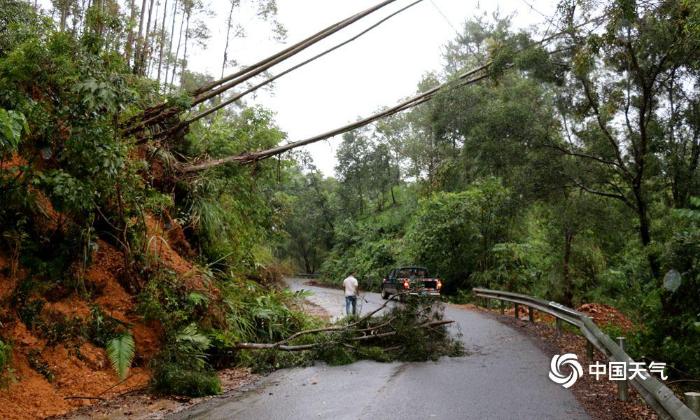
173, 279, 589, 420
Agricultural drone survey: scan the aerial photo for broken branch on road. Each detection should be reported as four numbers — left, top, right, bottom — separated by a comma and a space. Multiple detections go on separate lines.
230, 295, 463, 364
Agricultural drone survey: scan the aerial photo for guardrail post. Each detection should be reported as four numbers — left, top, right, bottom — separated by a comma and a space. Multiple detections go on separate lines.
528, 306, 534, 322
586, 341, 594, 360
685, 392, 700, 416
500, 301, 505, 314
617, 337, 629, 402
514, 303, 519, 320
555, 318, 562, 335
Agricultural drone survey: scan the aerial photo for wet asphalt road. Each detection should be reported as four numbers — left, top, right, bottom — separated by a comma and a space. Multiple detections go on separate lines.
173, 279, 588, 420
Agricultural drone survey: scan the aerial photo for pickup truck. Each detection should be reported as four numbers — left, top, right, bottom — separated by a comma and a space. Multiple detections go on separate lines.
380, 266, 442, 300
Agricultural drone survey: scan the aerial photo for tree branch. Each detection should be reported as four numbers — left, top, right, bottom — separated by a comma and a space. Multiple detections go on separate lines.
579, 75, 632, 180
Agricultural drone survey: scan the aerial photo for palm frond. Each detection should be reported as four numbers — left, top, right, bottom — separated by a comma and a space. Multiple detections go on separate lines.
106, 333, 135, 380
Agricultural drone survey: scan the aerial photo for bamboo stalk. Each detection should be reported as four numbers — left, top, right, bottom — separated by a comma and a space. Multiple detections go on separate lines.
178, 71, 491, 173
179, 0, 426, 129
123, 0, 400, 134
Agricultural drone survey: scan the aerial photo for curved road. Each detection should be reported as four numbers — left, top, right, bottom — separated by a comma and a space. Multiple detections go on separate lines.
173, 279, 588, 419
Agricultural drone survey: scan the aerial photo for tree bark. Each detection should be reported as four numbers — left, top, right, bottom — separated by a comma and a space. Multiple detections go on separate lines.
562, 228, 574, 307
145, 0, 160, 76
181, 9, 191, 83
135, 0, 155, 75
124, 0, 137, 64
133, 0, 148, 73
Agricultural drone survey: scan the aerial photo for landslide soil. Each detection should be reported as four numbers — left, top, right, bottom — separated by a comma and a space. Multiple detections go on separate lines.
0, 211, 209, 419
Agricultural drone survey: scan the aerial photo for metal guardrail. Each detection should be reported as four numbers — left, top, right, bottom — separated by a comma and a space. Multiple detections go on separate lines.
473, 287, 700, 420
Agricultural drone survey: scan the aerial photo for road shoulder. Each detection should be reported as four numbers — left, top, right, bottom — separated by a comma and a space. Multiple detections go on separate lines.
457, 304, 656, 420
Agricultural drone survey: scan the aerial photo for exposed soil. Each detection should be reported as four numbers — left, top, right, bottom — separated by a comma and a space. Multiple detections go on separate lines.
0, 153, 26, 170
53, 289, 329, 419
144, 215, 211, 295
577, 303, 635, 332
472, 305, 657, 420
0, 237, 160, 419
304, 279, 340, 290
0, 321, 152, 420
291, 298, 332, 321
54, 367, 258, 420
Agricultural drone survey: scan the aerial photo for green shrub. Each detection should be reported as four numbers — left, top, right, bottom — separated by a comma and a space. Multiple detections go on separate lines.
35, 313, 86, 345
151, 363, 221, 397
87, 305, 127, 347
107, 333, 135, 380
151, 324, 221, 397
0, 339, 12, 386
27, 349, 53, 382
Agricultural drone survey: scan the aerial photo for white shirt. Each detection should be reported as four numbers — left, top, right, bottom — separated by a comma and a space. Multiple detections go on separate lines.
343, 275, 359, 297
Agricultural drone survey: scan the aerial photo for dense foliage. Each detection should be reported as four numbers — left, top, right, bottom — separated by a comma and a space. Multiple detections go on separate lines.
279, 2, 700, 382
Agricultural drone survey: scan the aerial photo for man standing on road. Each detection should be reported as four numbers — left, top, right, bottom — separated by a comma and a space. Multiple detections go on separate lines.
343, 272, 359, 316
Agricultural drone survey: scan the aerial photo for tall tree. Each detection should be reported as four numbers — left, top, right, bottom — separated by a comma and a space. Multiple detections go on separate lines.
163, 0, 178, 89
124, 0, 137, 64
169, 0, 185, 89
180, 0, 191, 80
221, 0, 239, 79
156, 0, 168, 83
133, 0, 148, 73
553, 0, 700, 280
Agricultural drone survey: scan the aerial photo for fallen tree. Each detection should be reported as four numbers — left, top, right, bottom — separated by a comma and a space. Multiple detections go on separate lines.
232, 294, 463, 365
124, 0, 409, 139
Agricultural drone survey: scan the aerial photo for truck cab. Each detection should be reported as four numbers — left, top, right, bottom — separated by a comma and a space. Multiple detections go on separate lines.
381, 266, 442, 300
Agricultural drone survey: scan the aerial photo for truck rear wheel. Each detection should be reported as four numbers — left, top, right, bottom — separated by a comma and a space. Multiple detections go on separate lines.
381, 288, 389, 300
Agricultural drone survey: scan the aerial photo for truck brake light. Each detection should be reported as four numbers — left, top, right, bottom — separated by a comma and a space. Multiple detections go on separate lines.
403, 280, 410, 289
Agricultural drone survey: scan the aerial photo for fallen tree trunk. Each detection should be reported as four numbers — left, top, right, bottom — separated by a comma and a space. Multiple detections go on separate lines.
174, 0, 427, 133
229, 291, 461, 363
177, 68, 492, 173
233, 320, 455, 352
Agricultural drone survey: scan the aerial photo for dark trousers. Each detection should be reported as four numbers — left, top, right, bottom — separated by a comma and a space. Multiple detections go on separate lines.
345, 295, 357, 315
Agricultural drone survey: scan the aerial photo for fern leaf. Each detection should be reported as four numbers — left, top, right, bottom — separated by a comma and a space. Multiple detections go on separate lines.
176, 324, 211, 349
107, 333, 135, 380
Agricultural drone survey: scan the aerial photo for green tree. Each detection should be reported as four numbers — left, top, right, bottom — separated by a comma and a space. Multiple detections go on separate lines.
553, 0, 700, 280
404, 178, 512, 291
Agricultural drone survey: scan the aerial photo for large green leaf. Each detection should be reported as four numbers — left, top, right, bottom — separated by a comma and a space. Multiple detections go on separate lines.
0, 108, 28, 153
106, 333, 135, 380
